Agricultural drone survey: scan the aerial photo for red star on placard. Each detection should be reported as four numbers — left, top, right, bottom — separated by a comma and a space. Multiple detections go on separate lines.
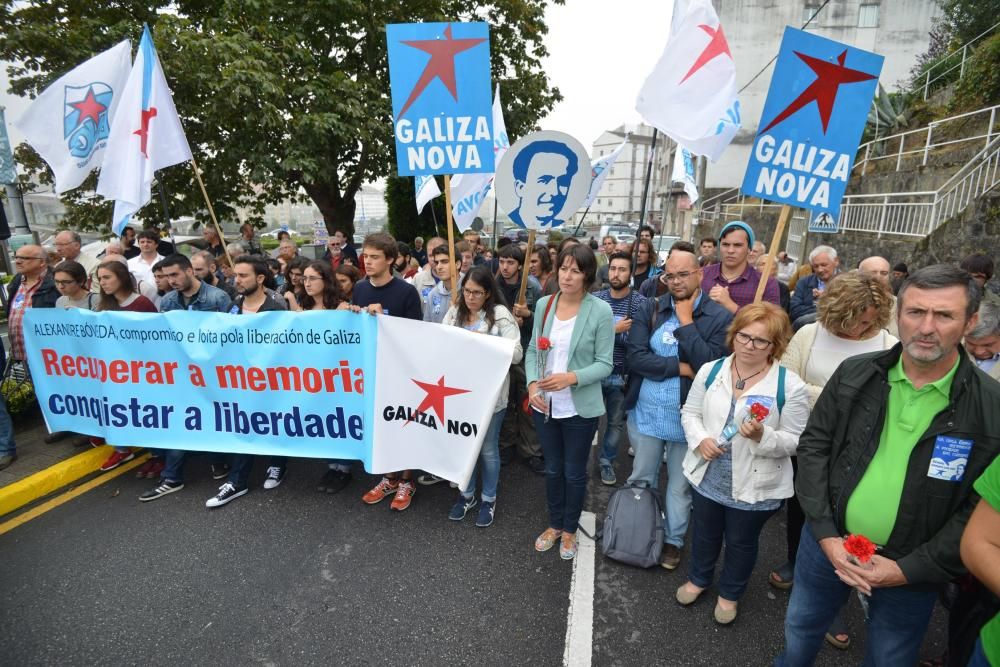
680, 24, 732, 84
396, 24, 487, 120
133, 107, 158, 158
410, 375, 470, 423
70, 87, 107, 128
759, 50, 877, 135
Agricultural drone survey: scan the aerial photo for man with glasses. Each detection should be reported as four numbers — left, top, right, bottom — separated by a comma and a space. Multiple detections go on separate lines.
6, 245, 61, 445
624, 249, 732, 570
594, 251, 647, 485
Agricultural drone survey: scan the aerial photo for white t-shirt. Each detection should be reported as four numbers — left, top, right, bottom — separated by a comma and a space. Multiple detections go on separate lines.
544, 314, 577, 419
127, 254, 164, 289
805, 326, 897, 387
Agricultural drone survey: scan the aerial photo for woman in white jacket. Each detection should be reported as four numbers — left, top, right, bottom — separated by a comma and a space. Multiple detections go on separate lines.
676, 302, 810, 625
441, 266, 523, 528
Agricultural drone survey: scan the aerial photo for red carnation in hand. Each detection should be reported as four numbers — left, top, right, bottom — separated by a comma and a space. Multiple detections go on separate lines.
749, 402, 771, 422
537, 336, 552, 351
844, 534, 877, 564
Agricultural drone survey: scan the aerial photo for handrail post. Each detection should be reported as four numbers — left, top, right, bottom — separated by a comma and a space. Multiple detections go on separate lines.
896, 134, 905, 171
923, 124, 933, 166
924, 70, 930, 101
877, 195, 888, 238
862, 144, 870, 175
960, 45, 968, 79
988, 107, 997, 149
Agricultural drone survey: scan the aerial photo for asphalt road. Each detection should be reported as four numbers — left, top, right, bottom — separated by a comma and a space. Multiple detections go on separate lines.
0, 439, 947, 666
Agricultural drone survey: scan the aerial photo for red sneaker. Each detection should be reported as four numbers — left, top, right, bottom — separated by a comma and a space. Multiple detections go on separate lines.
145, 458, 166, 479
362, 477, 399, 504
99, 450, 135, 472
390, 480, 415, 511
90, 437, 105, 448
134, 459, 155, 479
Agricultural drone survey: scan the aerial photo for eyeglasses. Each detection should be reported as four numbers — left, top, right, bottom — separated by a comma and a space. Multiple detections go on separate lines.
13, 255, 43, 261
734, 331, 774, 350
662, 271, 695, 283
463, 288, 486, 298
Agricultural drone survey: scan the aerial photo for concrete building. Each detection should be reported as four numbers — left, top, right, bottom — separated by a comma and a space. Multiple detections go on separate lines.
709, 0, 941, 188
585, 123, 666, 227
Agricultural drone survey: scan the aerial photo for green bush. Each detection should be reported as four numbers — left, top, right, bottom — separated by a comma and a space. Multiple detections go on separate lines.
2, 378, 36, 416
951, 34, 1000, 113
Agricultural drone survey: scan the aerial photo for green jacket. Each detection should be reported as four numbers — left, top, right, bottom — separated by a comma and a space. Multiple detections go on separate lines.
796, 344, 1000, 587
525, 293, 614, 418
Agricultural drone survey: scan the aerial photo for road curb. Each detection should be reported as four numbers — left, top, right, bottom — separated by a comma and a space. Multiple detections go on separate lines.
0, 446, 115, 517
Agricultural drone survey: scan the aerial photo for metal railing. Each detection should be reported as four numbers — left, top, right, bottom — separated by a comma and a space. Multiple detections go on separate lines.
854, 104, 1000, 175
919, 21, 1000, 101
840, 134, 1000, 237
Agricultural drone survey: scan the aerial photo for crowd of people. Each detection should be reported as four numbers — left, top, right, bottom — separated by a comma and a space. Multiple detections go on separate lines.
1, 219, 999, 666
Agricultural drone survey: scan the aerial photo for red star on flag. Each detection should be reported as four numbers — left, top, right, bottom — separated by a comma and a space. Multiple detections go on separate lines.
69, 87, 107, 128
409, 375, 471, 424
396, 24, 487, 120
133, 107, 158, 158
679, 24, 732, 84
760, 50, 877, 134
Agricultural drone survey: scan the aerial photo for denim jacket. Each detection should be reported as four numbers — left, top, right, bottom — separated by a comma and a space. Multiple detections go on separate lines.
159, 281, 233, 313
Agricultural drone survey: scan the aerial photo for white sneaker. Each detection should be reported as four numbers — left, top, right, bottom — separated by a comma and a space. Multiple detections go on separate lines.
263, 466, 286, 490
205, 482, 247, 508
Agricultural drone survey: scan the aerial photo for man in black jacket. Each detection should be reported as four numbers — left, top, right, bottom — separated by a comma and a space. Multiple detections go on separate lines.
776, 264, 1000, 667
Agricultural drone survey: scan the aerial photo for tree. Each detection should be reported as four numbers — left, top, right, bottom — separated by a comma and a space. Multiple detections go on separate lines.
385, 173, 444, 244
0, 0, 562, 236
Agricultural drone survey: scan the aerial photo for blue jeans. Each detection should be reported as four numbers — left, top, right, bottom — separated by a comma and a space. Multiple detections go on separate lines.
533, 411, 599, 534
462, 409, 505, 502
228, 455, 287, 488
0, 395, 15, 457
688, 487, 778, 601
775, 524, 938, 667
626, 420, 690, 547
598, 380, 626, 466
968, 637, 991, 667
160, 450, 227, 484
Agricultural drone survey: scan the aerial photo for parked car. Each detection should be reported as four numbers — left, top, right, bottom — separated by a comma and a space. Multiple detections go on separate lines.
503, 228, 530, 243
260, 228, 300, 239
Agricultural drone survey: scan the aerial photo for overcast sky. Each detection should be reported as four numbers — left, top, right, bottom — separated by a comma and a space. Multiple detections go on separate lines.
538, 0, 674, 146
1, 3, 676, 167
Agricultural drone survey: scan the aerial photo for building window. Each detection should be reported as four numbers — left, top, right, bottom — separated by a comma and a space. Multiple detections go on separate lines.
802, 3, 825, 26
858, 4, 879, 27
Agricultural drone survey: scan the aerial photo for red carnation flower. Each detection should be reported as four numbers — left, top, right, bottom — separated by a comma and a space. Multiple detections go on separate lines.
844, 534, 877, 564
537, 336, 552, 351
749, 402, 771, 422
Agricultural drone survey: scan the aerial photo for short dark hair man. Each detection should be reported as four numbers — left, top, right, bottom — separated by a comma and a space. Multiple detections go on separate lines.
700, 221, 780, 313
121, 226, 140, 259
191, 250, 237, 301
698, 237, 717, 267
496, 243, 545, 473
510, 140, 579, 228
638, 225, 654, 242
204, 256, 288, 508
593, 251, 647, 486
777, 265, 1000, 666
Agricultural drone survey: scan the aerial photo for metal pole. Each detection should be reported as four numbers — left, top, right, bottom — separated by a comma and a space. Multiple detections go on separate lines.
4, 183, 30, 234
571, 205, 592, 238
492, 196, 498, 250
657, 141, 675, 259
633, 128, 658, 272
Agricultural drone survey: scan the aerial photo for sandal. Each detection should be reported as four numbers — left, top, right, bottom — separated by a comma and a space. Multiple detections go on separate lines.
824, 614, 851, 650
535, 528, 560, 552
769, 561, 795, 590
559, 533, 578, 560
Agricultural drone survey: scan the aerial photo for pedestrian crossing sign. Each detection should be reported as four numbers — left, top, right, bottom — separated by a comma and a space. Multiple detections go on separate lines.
808, 210, 839, 233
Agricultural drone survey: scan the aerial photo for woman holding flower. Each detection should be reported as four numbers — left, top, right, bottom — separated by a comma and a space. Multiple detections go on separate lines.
527, 244, 614, 560
676, 302, 810, 624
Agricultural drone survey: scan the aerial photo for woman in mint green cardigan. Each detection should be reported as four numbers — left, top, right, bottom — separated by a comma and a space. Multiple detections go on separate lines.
526, 244, 614, 560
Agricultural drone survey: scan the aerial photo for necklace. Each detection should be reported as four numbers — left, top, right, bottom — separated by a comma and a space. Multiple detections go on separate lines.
733, 361, 766, 390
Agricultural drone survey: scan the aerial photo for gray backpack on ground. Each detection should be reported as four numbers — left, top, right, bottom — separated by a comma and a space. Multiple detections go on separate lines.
601, 484, 665, 568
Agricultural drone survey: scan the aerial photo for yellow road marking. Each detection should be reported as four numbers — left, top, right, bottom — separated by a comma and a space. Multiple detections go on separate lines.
0, 453, 151, 536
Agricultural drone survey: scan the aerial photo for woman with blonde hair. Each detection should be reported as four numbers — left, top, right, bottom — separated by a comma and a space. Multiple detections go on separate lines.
676, 302, 810, 625
768, 270, 897, 649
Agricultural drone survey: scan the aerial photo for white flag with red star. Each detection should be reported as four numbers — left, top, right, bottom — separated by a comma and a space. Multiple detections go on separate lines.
635, 0, 740, 162
97, 26, 191, 235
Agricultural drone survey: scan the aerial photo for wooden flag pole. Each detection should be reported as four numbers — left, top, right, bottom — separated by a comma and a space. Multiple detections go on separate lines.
517, 229, 536, 306
444, 175, 459, 304
753, 204, 793, 304
189, 157, 235, 271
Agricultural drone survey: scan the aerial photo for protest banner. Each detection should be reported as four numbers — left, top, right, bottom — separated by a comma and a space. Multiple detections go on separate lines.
739, 27, 883, 301
25, 309, 515, 488
386, 21, 494, 300
494, 130, 592, 304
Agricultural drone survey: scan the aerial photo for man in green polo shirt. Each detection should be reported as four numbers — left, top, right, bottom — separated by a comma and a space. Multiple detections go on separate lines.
961, 456, 1000, 666
777, 264, 1000, 667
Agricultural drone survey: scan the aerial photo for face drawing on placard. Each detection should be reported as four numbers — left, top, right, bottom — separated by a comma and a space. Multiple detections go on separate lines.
510, 140, 578, 228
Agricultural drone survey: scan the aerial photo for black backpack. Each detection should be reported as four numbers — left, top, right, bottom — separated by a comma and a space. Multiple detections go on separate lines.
601, 484, 665, 568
